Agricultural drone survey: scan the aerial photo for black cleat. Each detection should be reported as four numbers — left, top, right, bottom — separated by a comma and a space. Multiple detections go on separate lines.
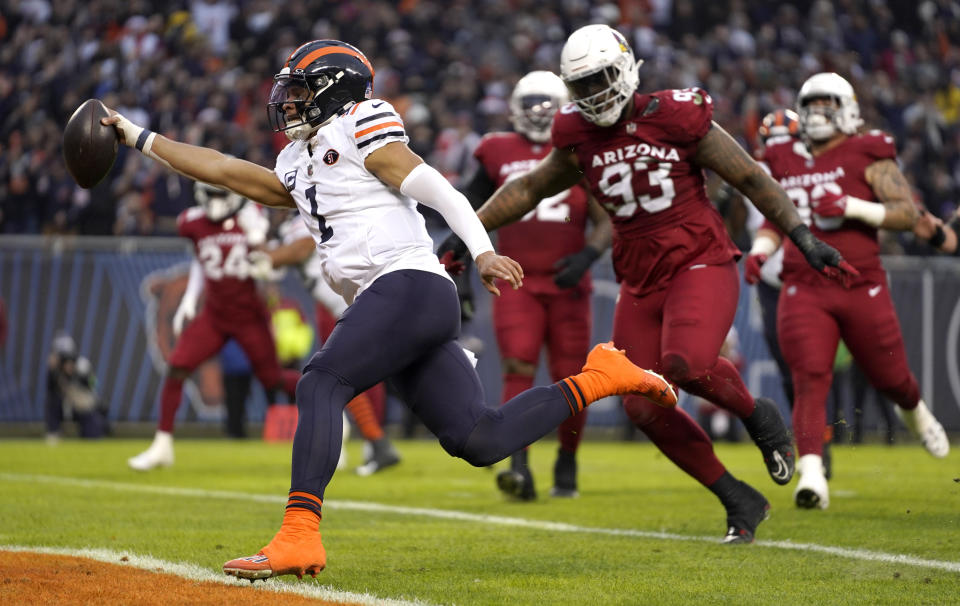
496, 455, 537, 501
743, 398, 795, 485
355, 437, 401, 476
722, 481, 770, 544
550, 448, 579, 498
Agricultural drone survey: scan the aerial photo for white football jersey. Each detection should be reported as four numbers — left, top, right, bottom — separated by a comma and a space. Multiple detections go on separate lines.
279, 214, 348, 316
274, 99, 449, 304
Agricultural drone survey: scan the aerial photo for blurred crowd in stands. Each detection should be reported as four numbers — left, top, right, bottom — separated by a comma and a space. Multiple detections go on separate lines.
2, 0, 960, 251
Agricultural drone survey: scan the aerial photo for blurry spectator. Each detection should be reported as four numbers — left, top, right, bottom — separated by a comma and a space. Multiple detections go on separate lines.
0, 296, 7, 347
191, 0, 236, 57
1, 0, 959, 242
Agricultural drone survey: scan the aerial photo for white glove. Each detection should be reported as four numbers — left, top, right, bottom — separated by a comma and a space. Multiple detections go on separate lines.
247, 250, 275, 280
172, 298, 197, 337
237, 204, 269, 247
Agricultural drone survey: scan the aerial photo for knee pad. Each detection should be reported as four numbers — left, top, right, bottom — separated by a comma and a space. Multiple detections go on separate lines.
623, 394, 666, 428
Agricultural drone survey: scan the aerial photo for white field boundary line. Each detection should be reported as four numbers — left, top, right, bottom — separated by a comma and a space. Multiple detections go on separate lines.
0, 544, 434, 606
3, 472, 960, 574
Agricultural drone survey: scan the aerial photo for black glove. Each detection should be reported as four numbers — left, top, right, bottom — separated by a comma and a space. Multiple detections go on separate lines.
788, 224, 859, 285
553, 246, 601, 289
452, 258, 475, 322
437, 232, 469, 275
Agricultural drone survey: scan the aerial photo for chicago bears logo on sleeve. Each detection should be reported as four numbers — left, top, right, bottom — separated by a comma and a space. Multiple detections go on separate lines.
323, 149, 340, 165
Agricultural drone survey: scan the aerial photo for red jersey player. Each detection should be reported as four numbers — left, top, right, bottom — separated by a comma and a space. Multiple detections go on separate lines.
751, 72, 949, 509
128, 182, 301, 471
471, 24, 856, 542
458, 71, 612, 500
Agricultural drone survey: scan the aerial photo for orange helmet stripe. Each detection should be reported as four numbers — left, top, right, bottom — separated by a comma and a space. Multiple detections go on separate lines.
293, 46, 375, 77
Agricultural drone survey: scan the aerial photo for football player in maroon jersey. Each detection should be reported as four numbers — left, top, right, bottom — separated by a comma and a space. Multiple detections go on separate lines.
745, 110, 801, 408
127, 183, 302, 471
458, 71, 612, 500
466, 24, 858, 542
751, 72, 949, 510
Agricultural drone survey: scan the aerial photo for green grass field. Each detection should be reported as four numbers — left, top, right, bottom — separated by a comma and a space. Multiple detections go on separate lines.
1, 436, 958, 605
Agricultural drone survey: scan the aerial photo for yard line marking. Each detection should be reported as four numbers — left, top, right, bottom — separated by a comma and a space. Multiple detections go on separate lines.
0, 544, 435, 606
4, 473, 959, 574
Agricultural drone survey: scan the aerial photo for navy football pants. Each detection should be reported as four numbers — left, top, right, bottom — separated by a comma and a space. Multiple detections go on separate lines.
290, 270, 578, 501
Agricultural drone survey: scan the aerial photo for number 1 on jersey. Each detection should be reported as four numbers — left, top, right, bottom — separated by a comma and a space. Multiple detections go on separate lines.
305, 185, 334, 243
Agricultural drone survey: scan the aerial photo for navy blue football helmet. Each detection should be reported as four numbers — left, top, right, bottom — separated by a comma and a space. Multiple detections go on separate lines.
268, 40, 375, 140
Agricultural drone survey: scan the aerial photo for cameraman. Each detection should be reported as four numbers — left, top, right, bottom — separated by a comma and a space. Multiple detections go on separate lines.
45, 332, 109, 442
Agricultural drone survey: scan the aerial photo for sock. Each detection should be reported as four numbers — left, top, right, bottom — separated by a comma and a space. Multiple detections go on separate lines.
503, 373, 536, 457
557, 409, 587, 452
158, 375, 185, 433
284, 492, 323, 524
290, 368, 353, 499
366, 382, 387, 424
675, 356, 755, 418
791, 372, 832, 457
346, 393, 383, 441
707, 471, 742, 509
281, 369, 301, 401
502, 372, 534, 404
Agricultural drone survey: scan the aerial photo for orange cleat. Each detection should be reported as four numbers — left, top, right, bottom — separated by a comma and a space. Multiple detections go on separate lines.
223, 531, 326, 581
571, 342, 677, 408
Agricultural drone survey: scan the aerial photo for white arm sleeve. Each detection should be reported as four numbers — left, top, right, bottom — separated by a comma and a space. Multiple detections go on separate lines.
183, 259, 204, 304
399, 163, 494, 259
844, 196, 887, 227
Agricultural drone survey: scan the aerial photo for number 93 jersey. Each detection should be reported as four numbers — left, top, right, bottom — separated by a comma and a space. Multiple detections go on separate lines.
274, 99, 447, 305
552, 88, 740, 296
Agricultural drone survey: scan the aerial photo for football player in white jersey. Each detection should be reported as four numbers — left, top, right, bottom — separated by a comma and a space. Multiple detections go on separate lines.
102, 39, 677, 580
251, 212, 403, 477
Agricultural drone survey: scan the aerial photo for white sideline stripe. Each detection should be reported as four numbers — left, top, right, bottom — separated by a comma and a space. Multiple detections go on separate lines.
0, 544, 433, 606
3, 473, 960, 574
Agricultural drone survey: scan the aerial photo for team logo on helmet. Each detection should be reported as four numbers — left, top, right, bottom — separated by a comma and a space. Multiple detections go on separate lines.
560, 24, 643, 128
323, 149, 340, 165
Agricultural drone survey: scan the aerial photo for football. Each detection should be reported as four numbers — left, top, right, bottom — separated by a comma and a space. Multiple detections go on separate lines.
62, 99, 118, 189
